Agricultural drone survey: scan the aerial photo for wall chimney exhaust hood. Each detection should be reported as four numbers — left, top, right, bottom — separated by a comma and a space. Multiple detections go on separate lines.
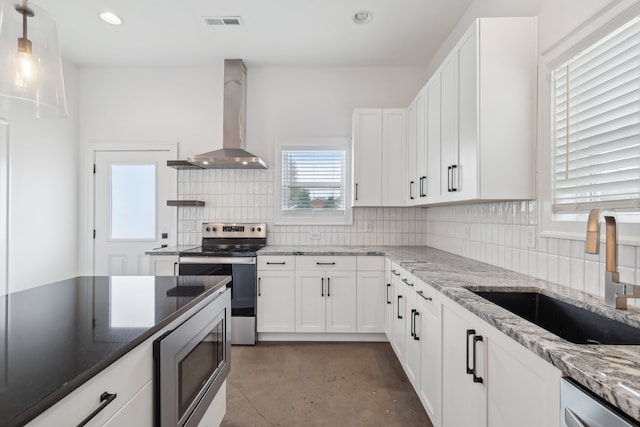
186, 59, 267, 169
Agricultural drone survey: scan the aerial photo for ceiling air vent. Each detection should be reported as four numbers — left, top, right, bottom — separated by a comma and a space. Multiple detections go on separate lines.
203, 16, 243, 26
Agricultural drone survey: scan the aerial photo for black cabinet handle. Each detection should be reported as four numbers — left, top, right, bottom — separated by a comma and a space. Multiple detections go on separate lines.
410, 309, 416, 336
391, 269, 400, 276
386, 283, 392, 304
77, 392, 117, 427
413, 311, 420, 341
447, 166, 452, 192
417, 290, 432, 301
473, 335, 484, 383
466, 329, 476, 375
401, 278, 413, 287
327, 277, 331, 297
316, 262, 336, 265
258, 277, 261, 296
321, 277, 324, 297
397, 295, 403, 319
451, 164, 458, 192
173, 262, 178, 276
419, 176, 427, 197
410, 181, 415, 200
266, 261, 286, 265
355, 183, 358, 201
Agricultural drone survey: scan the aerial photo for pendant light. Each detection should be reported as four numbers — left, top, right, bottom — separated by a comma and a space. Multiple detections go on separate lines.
0, 0, 67, 118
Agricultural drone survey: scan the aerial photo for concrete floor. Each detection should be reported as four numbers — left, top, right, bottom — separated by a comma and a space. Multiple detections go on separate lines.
220, 342, 433, 427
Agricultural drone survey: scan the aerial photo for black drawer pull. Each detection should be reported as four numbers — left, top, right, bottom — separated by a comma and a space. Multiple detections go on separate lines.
327, 277, 331, 297
258, 277, 261, 296
316, 262, 336, 265
397, 295, 403, 319
413, 311, 420, 341
386, 283, 392, 304
410, 309, 416, 337
473, 335, 484, 383
77, 392, 117, 427
401, 278, 413, 287
321, 277, 324, 297
266, 261, 286, 265
465, 329, 475, 375
417, 290, 432, 301
391, 269, 400, 276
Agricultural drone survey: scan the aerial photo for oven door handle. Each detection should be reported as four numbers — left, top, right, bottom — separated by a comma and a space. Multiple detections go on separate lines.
179, 256, 256, 265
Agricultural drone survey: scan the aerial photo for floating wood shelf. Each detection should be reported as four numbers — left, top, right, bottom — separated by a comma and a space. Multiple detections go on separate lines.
166, 200, 205, 207
167, 160, 202, 170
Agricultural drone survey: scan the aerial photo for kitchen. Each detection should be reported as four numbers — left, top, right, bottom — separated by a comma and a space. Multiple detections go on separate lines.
1, 0, 640, 425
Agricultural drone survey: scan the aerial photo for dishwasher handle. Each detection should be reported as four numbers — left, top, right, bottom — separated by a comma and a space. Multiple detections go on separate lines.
564, 408, 586, 427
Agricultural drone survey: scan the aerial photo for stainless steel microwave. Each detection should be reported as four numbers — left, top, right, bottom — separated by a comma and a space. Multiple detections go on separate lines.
154, 288, 231, 427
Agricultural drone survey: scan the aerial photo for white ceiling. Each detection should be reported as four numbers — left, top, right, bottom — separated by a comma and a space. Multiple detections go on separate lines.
33, 0, 475, 67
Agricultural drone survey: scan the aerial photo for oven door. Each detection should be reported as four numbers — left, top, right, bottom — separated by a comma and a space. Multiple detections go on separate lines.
178, 256, 257, 318
154, 289, 231, 427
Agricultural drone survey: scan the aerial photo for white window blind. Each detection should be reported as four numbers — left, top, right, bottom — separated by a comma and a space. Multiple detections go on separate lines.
281, 149, 346, 213
552, 16, 640, 212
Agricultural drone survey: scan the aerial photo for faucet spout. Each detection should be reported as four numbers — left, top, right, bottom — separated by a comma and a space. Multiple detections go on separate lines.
585, 208, 637, 309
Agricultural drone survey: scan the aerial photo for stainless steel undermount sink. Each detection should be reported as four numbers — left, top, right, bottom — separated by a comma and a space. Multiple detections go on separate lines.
471, 291, 640, 345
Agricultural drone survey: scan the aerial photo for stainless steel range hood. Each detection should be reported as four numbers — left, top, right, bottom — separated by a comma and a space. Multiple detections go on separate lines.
188, 59, 267, 169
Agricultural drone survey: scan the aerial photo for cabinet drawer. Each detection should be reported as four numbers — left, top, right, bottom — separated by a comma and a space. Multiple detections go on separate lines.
27, 341, 153, 427
258, 256, 295, 270
295, 256, 356, 271
357, 256, 385, 271
415, 279, 439, 317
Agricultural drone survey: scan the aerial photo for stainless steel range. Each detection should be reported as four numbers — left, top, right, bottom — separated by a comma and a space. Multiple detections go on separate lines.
178, 223, 266, 345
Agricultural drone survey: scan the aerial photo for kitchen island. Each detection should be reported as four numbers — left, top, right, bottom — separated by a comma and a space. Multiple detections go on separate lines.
0, 275, 230, 426
258, 245, 640, 423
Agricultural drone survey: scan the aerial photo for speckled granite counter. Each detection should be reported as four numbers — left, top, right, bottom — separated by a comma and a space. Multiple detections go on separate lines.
258, 245, 640, 422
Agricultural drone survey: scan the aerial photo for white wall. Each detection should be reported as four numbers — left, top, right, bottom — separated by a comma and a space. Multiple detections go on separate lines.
0, 60, 80, 292
424, 0, 640, 302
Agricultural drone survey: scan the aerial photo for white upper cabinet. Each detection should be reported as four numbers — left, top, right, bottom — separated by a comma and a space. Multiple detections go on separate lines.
353, 108, 407, 207
407, 88, 426, 205
439, 17, 537, 203
425, 74, 442, 203
353, 109, 383, 206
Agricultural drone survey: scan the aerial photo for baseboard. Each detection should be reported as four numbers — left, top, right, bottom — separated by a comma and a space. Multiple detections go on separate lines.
257, 332, 388, 342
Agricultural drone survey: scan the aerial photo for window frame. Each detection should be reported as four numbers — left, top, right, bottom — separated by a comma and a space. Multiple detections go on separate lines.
539, 0, 640, 245
274, 138, 353, 225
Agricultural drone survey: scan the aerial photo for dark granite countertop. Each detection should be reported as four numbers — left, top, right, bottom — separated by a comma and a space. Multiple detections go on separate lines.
145, 245, 199, 255
259, 245, 640, 422
0, 275, 230, 427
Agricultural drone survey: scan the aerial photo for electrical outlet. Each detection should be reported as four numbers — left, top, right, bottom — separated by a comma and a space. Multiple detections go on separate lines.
526, 226, 537, 249
310, 232, 321, 240
364, 221, 373, 232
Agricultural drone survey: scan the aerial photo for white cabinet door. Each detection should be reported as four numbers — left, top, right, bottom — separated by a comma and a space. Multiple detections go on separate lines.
381, 109, 408, 207
103, 381, 152, 427
384, 260, 394, 340
406, 97, 418, 204
391, 273, 406, 362
149, 255, 178, 276
417, 293, 442, 427
356, 270, 385, 333
440, 51, 459, 199
442, 304, 487, 427
295, 271, 326, 332
426, 74, 442, 203
353, 109, 383, 206
456, 26, 479, 201
486, 320, 561, 427
325, 271, 357, 333
257, 271, 295, 332
415, 87, 428, 203
404, 293, 421, 389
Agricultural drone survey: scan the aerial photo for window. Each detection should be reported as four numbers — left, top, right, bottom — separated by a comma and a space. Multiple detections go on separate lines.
110, 164, 156, 239
551, 16, 640, 213
275, 138, 352, 225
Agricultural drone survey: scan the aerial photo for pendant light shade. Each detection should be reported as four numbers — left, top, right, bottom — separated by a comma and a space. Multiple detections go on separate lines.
0, 0, 67, 118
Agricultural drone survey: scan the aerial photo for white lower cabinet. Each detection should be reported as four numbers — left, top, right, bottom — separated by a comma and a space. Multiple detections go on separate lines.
384, 258, 394, 340
295, 269, 357, 333
356, 256, 385, 333
441, 295, 561, 427
149, 255, 178, 276
257, 256, 296, 333
416, 284, 441, 427
390, 268, 406, 361
103, 381, 152, 427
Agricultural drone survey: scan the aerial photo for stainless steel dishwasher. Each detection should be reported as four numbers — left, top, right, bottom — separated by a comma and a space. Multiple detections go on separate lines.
561, 378, 639, 427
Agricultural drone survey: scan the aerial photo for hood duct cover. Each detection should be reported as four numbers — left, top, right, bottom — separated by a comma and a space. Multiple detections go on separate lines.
188, 59, 267, 169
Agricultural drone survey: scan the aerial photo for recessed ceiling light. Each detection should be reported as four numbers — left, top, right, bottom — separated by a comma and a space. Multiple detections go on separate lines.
353, 11, 372, 24
99, 11, 123, 26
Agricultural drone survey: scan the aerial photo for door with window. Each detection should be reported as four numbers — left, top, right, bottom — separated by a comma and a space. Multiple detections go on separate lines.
93, 147, 176, 276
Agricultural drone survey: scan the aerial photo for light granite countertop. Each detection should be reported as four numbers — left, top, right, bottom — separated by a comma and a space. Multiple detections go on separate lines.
258, 245, 640, 422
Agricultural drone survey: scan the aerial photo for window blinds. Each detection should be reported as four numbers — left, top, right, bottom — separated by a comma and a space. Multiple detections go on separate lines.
281, 150, 346, 212
552, 16, 640, 212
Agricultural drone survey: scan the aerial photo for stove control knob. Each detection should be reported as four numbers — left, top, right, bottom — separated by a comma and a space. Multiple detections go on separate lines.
257, 227, 262, 232
212, 227, 217, 232
251, 227, 255, 232
205, 227, 211, 232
